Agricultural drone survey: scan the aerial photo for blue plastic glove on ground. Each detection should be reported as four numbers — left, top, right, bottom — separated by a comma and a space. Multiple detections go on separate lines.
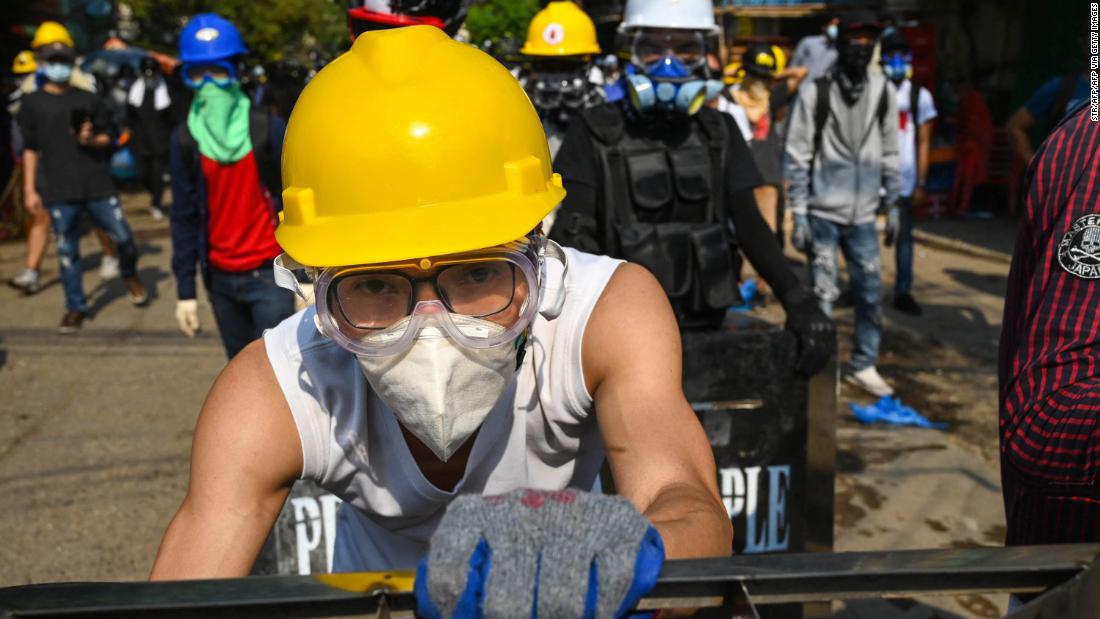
849, 396, 948, 429
415, 488, 664, 619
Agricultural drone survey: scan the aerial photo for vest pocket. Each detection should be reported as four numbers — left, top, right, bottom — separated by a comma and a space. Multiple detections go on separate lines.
689, 223, 738, 311
614, 222, 693, 299
667, 147, 712, 222
625, 151, 673, 219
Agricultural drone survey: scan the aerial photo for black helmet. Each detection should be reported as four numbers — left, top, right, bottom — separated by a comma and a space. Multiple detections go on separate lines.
741, 44, 778, 79
347, 0, 469, 39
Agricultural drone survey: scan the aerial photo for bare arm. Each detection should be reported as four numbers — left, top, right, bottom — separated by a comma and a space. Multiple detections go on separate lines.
1006, 106, 1036, 164
779, 65, 808, 94
584, 264, 732, 559
150, 340, 303, 580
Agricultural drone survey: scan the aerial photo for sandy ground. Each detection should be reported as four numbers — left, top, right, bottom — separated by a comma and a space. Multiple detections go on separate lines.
0, 193, 1018, 617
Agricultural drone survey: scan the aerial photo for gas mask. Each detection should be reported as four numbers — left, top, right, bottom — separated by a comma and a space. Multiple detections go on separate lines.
882, 51, 912, 84
625, 54, 722, 116
526, 67, 595, 124
624, 29, 722, 117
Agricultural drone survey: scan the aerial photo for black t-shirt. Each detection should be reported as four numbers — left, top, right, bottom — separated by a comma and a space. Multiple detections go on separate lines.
17, 88, 116, 204
554, 104, 764, 200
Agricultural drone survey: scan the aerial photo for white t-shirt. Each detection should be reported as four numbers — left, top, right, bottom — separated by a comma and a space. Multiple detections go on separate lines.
264, 248, 623, 571
895, 79, 938, 198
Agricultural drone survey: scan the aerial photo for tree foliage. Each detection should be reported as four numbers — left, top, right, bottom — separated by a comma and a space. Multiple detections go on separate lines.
124, 0, 347, 64
465, 0, 540, 54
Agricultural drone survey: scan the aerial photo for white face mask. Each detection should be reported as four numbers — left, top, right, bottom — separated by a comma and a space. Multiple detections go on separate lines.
355, 320, 520, 462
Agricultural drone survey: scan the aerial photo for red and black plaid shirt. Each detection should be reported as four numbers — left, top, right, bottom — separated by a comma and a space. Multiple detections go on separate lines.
999, 105, 1100, 544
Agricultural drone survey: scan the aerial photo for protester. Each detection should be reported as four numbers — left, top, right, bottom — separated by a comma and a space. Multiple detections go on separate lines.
790, 15, 840, 80
550, 0, 834, 378
345, 0, 469, 38
1006, 71, 1088, 166
716, 44, 807, 240
127, 56, 174, 221
881, 33, 936, 316
785, 16, 900, 397
518, 1, 603, 159
8, 23, 121, 295
999, 104, 1100, 548
151, 29, 731, 617
168, 14, 294, 358
17, 36, 148, 332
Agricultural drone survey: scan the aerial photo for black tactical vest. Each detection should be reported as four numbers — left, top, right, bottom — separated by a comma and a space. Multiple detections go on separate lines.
571, 104, 741, 329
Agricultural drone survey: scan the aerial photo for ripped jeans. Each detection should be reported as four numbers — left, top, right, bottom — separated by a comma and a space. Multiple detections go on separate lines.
48, 196, 138, 313
808, 216, 882, 371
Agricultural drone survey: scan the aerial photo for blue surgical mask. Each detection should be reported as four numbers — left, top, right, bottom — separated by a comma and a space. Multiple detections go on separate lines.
43, 62, 73, 84
626, 54, 722, 116
825, 24, 839, 41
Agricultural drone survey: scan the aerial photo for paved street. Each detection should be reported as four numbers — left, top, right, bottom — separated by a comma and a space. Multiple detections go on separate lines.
0, 193, 1017, 617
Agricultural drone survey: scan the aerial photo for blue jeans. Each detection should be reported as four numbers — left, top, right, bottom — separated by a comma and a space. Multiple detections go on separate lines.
894, 196, 915, 295
47, 196, 138, 313
208, 265, 295, 358
808, 216, 882, 371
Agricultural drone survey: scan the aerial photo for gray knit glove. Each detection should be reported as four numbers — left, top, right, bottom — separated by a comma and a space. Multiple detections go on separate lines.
415, 488, 665, 619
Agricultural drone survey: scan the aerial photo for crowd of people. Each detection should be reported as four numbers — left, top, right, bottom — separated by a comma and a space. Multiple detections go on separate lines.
2, 0, 1098, 615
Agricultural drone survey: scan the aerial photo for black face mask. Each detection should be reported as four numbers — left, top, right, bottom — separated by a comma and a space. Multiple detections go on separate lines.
838, 41, 874, 81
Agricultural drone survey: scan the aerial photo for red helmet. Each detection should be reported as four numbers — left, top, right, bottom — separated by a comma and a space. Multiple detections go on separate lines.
347, 0, 469, 38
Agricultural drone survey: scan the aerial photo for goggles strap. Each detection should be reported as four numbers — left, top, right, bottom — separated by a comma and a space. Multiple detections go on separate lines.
273, 253, 307, 300
537, 239, 569, 320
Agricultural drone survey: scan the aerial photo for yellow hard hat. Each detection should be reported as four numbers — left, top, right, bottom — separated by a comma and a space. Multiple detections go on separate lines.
771, 44, 787, 74
11, 50, 37, 75
278, 25, 564, 267
520, 1, 600, 57
723, 61, 743, 85
31, 21, 75, 49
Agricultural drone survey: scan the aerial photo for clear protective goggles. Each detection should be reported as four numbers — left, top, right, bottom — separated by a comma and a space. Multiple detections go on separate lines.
274, 237, 568, 358
181, 60, 237, 89
630, 29, 706, 71
530, 73, 590, 109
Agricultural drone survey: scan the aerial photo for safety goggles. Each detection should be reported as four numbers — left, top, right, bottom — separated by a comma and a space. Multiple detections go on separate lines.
530, 73, 590, 109
630, 29, 706, 70
181, 60, 236, 89
275, 238, 569, 357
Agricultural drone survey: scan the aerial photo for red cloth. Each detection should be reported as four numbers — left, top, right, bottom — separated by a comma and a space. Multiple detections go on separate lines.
201, 151, 283, 272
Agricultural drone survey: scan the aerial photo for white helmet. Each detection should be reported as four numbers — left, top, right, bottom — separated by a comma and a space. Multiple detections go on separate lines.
620, 0, 719, 32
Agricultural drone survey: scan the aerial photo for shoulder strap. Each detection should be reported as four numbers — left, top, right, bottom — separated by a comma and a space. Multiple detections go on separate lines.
812, 77, 831, 165
578, 104, 626, 146
876, 78, 889, 128
694, 108, 729, 226
910, 81, 922, 163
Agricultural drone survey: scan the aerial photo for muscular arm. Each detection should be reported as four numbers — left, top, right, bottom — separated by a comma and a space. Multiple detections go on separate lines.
584, 263, 732, 559
150, 340, 302, 580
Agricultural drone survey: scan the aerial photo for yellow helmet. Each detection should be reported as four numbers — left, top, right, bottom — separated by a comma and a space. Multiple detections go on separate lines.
278, 25, 564, 267
31, 21, 75, 49
520, 1, 600, 57
11, 50, 37, 75
771, 44, 787, 74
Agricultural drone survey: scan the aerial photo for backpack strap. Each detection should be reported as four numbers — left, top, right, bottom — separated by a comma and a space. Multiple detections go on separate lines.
910, 80, 922, 165
810, 77, 831, 194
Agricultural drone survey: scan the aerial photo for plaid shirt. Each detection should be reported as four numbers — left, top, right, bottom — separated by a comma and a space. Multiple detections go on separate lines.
999, 105, 1100, 544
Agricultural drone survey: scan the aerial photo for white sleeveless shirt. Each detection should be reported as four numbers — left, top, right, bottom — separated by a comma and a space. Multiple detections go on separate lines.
264, 248, 623, 570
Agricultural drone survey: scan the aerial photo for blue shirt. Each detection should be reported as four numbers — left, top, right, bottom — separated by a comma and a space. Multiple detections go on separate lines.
1024, 74, 1090, 126
790, 34, 837, 81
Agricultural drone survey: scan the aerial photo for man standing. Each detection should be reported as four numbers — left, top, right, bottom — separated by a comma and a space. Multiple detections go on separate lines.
151, 28, 730, 616
169, 14, 294, 358
17, 37, 147, 332
790, 16, 840, 81
999, 104, 1100, 548
881, 34, 936, 316
551, 0, 834, 376
127, 56, 174, 221
785, 17, 900, 397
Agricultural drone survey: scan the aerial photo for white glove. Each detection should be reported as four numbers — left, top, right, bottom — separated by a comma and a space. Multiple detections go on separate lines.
175, 299, 200, 338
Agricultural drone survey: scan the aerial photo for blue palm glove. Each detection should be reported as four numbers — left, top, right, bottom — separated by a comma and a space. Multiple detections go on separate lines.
415, 488, 665, 619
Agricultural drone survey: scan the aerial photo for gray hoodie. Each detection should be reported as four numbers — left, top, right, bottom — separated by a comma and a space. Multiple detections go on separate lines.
784, 71, 901, 225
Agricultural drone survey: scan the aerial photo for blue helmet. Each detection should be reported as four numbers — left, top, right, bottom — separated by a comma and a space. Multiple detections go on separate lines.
178, 13, 247, 64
